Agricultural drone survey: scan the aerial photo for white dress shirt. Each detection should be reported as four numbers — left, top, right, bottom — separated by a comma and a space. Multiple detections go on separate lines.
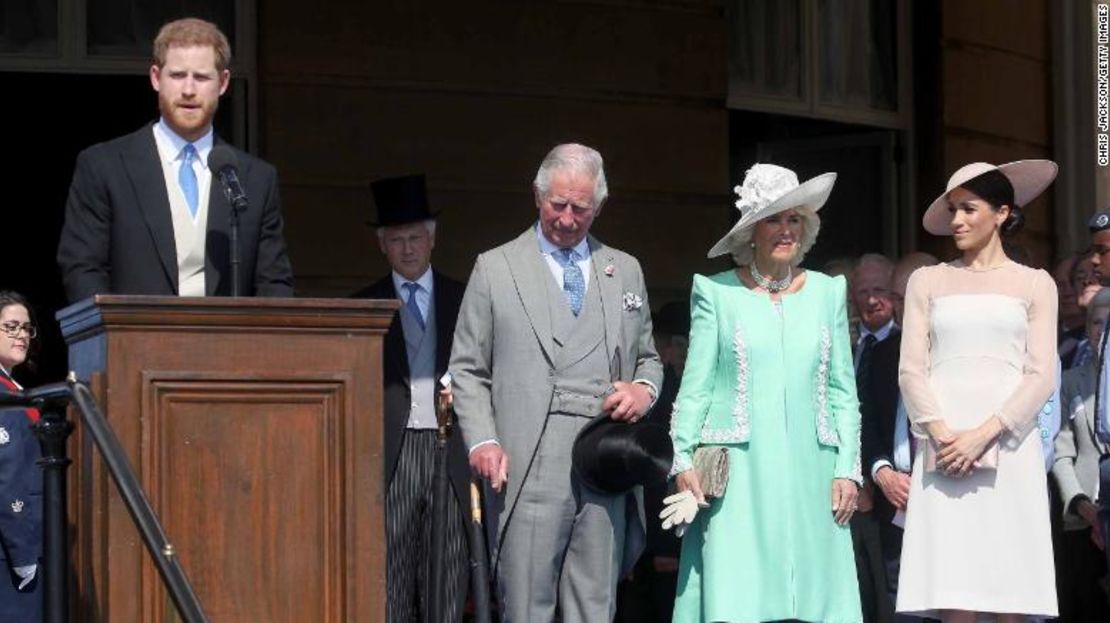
854, 318, 896, 369
391, 267, 434, 323
152, 119, 214, 225
535, 225, 592, 295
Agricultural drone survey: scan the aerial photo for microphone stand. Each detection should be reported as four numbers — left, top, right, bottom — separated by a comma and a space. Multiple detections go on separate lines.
228, 193, 246, 297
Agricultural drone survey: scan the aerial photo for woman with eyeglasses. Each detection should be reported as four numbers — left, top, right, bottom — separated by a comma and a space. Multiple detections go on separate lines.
0, 290, 43, 621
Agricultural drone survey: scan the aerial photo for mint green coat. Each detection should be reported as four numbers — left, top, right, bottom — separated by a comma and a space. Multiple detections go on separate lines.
671, 270, 862, 623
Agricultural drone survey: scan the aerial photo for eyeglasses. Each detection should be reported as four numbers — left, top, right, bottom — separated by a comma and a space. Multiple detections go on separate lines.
1, 322, 36, 339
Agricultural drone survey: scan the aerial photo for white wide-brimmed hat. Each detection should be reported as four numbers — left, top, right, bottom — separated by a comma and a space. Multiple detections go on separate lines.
707, 164, 837, 258
922, 160, 1058, 236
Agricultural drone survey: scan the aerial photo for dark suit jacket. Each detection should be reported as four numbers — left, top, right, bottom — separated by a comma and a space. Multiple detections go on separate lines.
861, 330, 902, 525
352, 270, 470, 506
57, 124, 294, 302
0, 376, 42, 620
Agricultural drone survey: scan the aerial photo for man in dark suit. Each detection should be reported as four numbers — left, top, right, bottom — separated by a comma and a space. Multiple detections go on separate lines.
1086, 209, 1110, 587
57, 17, 293, 303
850, 253, 899, 623
351, 175, 470, 622
863, 253, 938, 623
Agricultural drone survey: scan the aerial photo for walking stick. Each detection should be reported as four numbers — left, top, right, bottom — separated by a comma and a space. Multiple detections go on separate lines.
430, 380, 453, 621
438, 374, 494, 623
468, 481, 493, 623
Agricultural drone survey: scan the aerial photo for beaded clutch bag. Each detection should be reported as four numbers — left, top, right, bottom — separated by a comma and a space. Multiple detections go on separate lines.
692, 446, 730, 499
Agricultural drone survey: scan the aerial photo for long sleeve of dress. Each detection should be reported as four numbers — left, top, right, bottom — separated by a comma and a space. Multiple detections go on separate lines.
994, 270, 1058, 441
899, 265, 1058, 443
668, 274, 718, 476
898, 268, 942, 430
828, 276, 863, 484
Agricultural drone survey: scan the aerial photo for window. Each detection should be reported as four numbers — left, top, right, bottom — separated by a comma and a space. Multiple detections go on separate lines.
0, 0, 255, 149
728, 0, 911, 129
0, 0, 58, 55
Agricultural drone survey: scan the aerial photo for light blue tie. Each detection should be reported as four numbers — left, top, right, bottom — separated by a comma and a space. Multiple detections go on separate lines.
555, 248, 585, 316
179, 144, 199, 217
402, 282, 426, 331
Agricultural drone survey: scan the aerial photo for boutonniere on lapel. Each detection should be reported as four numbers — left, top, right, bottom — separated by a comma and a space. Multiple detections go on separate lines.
622, 292, 643, 311
603, 264, 616, 277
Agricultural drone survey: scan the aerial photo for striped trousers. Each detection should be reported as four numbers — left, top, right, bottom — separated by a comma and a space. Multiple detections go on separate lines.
386, 429, 469, 623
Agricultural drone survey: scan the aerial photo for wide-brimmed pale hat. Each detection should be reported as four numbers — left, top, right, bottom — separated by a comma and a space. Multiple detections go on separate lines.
922, 160, 1058, 235
707, 164, 837, 258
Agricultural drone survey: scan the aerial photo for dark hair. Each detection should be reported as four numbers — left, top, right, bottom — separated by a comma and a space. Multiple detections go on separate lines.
0, 290, 32, 319
0, 290, 38, 374
959, 169, 1024, 236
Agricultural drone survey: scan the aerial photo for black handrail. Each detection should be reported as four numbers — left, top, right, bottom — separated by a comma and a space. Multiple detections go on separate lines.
2, 375, 209, 623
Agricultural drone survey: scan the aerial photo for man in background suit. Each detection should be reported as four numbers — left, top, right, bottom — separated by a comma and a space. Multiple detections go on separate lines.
850, 253, 898, 623
57, 17, 293, 302
1086, 209, 1110, 591
1053, 288, 1110, 621
351, 175, 470, 622
450, 143, 662, 622
867, 253, 937, 623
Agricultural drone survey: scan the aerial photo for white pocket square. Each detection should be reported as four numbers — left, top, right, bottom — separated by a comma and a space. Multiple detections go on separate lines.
622, 292, 643, 311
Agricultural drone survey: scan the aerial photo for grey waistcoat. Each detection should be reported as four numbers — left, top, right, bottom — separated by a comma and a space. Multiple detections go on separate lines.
544, 270, 612, 416
400, 294, 438, 429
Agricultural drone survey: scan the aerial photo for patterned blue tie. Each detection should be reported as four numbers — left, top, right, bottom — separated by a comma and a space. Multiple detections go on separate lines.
555, 248, 585, 316
179, 144, 199, 217
402, 282, 425, 330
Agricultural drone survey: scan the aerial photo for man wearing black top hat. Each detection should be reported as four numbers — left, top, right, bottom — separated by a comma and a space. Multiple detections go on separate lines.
351, 175, 470, 622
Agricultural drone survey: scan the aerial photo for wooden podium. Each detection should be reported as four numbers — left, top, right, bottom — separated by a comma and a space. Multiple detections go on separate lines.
56, 296, 398, 623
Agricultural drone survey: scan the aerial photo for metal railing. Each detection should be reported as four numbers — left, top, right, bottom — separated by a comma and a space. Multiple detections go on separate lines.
0, 374, 208, 623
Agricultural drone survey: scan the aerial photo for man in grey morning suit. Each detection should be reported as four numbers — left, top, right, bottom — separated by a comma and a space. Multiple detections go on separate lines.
449, 143, 662, 622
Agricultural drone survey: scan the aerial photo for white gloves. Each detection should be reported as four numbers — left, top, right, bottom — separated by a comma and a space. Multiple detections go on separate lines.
659, 490, 709, 537
13, 564, 36, 590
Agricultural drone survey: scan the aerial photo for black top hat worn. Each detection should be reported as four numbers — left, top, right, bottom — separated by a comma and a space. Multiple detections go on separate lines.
369, 174, 438, 226
572, 416, 674, 494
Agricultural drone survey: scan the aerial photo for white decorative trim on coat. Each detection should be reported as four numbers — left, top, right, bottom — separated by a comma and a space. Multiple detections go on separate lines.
815, 326, 840, 446
698, 327, 752, 444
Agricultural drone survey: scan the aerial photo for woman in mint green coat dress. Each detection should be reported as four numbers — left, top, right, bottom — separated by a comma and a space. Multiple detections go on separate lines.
668, 164, 863, 623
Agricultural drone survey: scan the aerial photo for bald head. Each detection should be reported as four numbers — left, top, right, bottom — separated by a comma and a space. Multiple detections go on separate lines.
892, 252, 939, 324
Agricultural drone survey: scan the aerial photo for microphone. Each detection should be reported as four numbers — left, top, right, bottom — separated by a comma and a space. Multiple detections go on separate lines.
207, 145, 248, 211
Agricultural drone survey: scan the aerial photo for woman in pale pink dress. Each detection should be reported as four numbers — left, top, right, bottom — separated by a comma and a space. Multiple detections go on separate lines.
896, 160, 1059, 622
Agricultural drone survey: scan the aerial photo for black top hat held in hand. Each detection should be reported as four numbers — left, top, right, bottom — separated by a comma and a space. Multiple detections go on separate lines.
572, 416, 674, 494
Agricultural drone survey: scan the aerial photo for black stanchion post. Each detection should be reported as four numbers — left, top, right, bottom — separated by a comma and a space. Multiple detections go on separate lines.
34, 397, 74, 623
